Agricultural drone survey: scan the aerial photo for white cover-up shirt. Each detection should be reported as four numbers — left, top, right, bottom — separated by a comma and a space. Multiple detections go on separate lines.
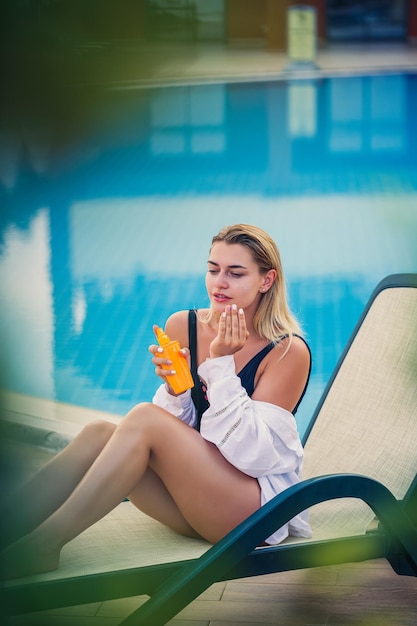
152, 354, 312, 544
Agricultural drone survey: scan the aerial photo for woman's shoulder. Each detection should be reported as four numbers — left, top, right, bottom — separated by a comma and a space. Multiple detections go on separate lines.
290, 334, 311, 356
253, 334, 311, 410
272, 333, 310, 361
165, 309, 212, 348
165, 309, 189, 330
165, 310, 192, 346
262, 334, 311, 377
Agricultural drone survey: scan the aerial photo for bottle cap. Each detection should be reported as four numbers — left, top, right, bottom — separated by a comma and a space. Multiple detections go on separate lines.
155, 326, 170, 346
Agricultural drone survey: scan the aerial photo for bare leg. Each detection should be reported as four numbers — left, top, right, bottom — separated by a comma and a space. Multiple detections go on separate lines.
1, 420, 195, 545
127, 469, 201, 539
1, 403, 260, 579
1, 420, 117, 547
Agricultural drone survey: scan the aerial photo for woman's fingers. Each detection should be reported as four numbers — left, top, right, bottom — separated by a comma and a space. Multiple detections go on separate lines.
210, 305, 248, 357
227, 304, 246, 343
148, 344, 174, 378
148, 344, 166, 365
180, 347, 191, 368
238, 306, 249, 342
219, 308, 227, 338
231, 304, 240, 339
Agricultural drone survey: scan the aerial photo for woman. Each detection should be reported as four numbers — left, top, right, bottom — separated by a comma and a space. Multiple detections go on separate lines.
1, 224, 312, 580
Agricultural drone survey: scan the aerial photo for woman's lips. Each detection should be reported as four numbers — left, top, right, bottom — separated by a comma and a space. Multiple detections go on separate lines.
213, 293, 231, 303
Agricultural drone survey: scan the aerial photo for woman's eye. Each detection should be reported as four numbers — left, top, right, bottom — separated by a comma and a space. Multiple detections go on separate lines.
207, 269, 243, 278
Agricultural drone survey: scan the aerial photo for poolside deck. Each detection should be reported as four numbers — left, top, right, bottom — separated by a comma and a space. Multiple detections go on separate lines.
2, 41, 417, 625
82, 40, 417, 89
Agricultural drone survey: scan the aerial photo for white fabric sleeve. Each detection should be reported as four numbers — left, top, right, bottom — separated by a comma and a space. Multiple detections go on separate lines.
198, 356, 304, 478
152, 384, 198, 429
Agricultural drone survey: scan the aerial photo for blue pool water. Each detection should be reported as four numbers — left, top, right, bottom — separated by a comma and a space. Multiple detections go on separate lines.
1, 73, 417, 436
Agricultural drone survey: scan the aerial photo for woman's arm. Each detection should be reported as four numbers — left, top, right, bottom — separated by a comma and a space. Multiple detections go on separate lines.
198, 305, 310, 477
152, 385, 198, 428
198, 354, 305, 478
151, 310, 198, 427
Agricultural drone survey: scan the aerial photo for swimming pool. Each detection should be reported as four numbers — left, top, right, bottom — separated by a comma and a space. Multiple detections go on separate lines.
1, 73, 416, 436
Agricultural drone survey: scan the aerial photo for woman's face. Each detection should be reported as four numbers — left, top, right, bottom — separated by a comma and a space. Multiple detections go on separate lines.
206, 241, 271, 315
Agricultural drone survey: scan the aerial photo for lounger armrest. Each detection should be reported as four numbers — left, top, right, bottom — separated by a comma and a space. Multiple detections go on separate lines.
227, 474, 417, 560
126, 473, 417, 626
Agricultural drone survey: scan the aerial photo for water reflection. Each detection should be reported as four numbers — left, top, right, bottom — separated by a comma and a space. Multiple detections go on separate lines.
288, 82, 317, 138
0, 210, 54, 399
1, 74, 416, 435
150, 84, 226, 155
1, 74, 416, 197
329, 75, 406, 153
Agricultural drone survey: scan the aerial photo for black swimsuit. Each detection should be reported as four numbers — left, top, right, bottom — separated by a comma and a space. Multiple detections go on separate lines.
188, 310, 311, 429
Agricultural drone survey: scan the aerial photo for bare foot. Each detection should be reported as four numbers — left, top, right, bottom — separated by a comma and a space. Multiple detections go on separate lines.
0, 531, 61, 580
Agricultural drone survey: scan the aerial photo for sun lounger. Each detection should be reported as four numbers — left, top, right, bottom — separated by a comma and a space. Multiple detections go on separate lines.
2, 273, 416, 625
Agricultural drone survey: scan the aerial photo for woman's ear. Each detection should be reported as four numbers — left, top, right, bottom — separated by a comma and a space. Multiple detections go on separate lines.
261, 269, 277, 292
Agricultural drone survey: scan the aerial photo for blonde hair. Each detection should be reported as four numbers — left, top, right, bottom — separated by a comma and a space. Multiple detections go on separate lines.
203, 224, 302, 344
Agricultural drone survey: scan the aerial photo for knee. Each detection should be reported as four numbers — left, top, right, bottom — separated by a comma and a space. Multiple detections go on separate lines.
126, 402, 157, 418
119, 402, 163, 437
79, 419, 117, 448
122, 402, 154, 426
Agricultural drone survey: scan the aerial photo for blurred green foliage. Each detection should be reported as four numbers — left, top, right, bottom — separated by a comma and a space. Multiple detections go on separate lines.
1, 1, 151, 149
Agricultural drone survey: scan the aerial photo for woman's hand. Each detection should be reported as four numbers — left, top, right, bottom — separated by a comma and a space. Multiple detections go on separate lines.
148, 340, 191, 396
210, 304, 249, 358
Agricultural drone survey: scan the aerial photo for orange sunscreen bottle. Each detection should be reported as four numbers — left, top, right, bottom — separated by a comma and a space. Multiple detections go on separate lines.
154, 326, 194, 395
